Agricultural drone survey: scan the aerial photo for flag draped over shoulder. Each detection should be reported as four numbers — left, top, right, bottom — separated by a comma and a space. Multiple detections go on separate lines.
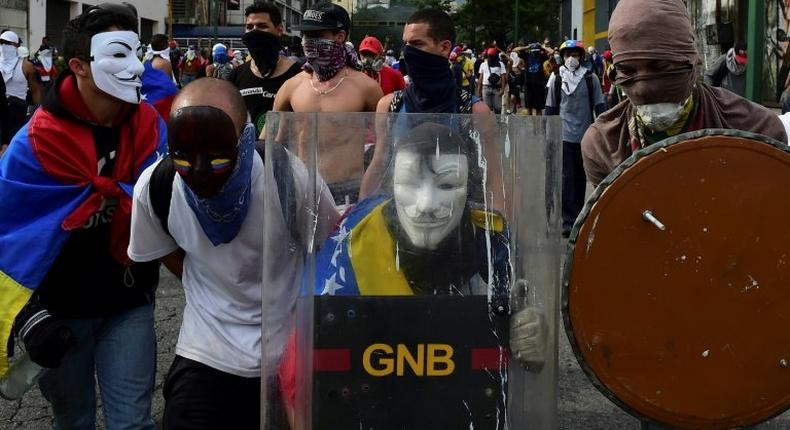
0, 81, 167, 376
141, 61, 178, 122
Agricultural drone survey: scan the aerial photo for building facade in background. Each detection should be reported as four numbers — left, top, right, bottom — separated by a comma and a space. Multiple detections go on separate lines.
1, 0, 166, 54
171, 0, 320, 49
562, 0, 790, 105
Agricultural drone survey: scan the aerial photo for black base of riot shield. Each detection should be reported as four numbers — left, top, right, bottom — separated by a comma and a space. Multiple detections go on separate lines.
309, 295, 510, 430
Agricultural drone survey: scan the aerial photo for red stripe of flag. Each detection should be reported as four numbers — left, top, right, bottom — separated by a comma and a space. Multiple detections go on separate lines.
313, 348, 351, 372
471, 347, 510, 370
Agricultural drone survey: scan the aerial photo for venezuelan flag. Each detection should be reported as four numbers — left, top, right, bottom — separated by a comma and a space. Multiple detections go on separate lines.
141, 61, 179, 122
0, 107, 167, 377
313, 196, 508, 298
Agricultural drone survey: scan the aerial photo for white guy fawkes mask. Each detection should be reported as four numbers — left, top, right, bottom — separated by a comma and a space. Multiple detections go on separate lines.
89, 31, 144, 104
393, 150, 469, 250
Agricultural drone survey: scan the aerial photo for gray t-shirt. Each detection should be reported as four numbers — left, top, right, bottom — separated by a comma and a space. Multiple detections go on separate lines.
545, 71, 605, 143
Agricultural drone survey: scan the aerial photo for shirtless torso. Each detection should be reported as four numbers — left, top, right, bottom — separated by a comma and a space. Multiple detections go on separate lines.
274, 66, 383, 187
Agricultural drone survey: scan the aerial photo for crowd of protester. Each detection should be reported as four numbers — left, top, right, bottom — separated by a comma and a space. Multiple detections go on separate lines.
0, 0, 788, 429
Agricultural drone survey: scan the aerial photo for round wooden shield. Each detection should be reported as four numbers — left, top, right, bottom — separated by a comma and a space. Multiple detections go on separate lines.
563, 129, 790, 429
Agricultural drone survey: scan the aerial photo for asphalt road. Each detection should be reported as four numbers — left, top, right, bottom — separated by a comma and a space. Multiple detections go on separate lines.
2, 270, 789, 429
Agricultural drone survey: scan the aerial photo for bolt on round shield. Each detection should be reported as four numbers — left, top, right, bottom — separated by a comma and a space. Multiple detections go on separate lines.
563, 129, 790, 429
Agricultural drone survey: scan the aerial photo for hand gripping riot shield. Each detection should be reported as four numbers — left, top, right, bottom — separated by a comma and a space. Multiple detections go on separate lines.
563, 129, 790, 429
261, 112, 562, 429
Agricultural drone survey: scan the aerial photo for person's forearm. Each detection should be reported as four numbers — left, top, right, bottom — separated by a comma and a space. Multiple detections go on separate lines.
160, 249, 185, 280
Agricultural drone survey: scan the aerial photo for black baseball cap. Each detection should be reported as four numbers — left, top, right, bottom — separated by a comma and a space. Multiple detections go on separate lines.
294, 2, 350, 32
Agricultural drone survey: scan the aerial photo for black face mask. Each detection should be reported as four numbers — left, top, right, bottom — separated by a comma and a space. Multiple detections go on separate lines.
402, 45, 456, 113
242, 30, 281, 78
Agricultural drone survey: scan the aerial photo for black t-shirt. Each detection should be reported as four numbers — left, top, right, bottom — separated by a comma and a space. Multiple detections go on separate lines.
231, 61, 302, 135
520, 50, 548, 85
37, 125, 160, 318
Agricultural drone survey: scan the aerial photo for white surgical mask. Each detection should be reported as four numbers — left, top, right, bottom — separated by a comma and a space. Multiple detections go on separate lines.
564, 56, 580, 71
393, 151, 469, 250
635, 102, 685, 132
89, 31, 144, 104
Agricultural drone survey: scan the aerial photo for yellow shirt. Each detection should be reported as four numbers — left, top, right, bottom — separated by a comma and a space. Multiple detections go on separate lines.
462, 57, 474, 87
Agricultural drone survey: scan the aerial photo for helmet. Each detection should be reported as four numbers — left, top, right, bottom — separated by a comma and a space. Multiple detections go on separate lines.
486, 47, 498, 57
212, 43, 227, 56
559, 40, 585, 56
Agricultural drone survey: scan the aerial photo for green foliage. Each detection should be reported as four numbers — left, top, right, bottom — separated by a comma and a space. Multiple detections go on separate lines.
390, 0, 453, 11
453, 0, 558, 48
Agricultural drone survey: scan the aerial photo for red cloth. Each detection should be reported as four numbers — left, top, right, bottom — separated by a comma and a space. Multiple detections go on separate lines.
152, 96, 174, 122
30, 75, 161, 264
278, 333, 297, 410
379, 66, 405, 95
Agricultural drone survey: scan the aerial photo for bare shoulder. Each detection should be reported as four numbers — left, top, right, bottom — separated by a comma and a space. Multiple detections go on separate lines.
348, 69, 378, 89
153, 57, 172, 73
282, 71, 310, 90
22, 59, 35, 73
289, 71, 311, 84
377, 93, 395, 113
472, 101, 490, 114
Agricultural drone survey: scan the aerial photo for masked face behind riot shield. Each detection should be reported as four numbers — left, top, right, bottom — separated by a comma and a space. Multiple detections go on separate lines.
259, 112, 563, 430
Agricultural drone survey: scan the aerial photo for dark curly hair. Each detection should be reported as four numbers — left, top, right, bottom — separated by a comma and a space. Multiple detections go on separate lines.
62, 2, 138, 63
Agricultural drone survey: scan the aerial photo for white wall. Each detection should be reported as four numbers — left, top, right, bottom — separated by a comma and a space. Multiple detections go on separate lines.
0, 6, 27, 45
28, 0, 45, 53
78, 0, 168, 33
571, 0, 583, 42
26, 0, 166, 54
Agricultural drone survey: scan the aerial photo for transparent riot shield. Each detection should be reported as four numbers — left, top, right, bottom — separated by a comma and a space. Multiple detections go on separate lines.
261, 112, 562, 430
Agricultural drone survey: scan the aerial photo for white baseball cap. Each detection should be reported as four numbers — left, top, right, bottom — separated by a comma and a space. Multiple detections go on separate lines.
1, 31, 20, 44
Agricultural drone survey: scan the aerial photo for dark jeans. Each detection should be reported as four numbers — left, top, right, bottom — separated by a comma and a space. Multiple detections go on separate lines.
562, 140, 587, 231
163, 356, 261, 430
2, 96, 27, 147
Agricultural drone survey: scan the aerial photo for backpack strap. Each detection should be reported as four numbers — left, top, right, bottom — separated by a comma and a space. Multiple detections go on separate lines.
585, 72, 595, 119
149, 156, 175, 237
390, 89, 473, 114
554, 71, 562, 108
257, 140, 301, 245
390, 90, 405, 113
148, 141, 300, 244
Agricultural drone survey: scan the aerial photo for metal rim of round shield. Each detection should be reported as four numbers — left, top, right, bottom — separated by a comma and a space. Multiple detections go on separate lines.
562, 129, 790, 429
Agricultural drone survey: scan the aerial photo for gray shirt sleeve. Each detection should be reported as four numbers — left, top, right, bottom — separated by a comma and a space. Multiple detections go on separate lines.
545, 73, 557, 108
591, 74, 605, 106
704, 55, 727, 86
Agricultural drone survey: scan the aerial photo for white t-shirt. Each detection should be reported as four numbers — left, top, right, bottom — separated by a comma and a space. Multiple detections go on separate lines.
509, 51, 521, 69
778, 112, 790, 143
479, 61, 506, 88
128, 152, 338, 377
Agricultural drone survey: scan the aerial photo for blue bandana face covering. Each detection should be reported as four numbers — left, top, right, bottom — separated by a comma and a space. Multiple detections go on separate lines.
182, 123, 256, 246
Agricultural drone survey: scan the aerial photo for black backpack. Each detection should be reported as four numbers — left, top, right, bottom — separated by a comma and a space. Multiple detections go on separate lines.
553, 70, 596, 119
149, 140, 300, 243
488, 72, 501, 86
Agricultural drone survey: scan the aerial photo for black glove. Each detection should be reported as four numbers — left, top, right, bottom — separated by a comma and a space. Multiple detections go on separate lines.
14, 298, 76, 368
